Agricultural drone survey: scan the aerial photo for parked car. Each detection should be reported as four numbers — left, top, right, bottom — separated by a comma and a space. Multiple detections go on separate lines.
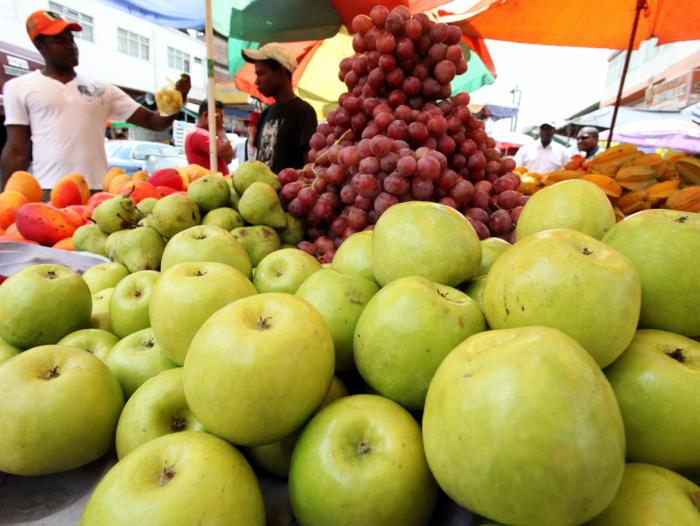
105, 140, 188, 175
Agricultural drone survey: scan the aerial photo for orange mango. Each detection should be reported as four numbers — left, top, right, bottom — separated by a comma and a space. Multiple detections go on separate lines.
53, 237, 75, 251
64, 174, 90, 203
118, 181, 161, 203
14, 203, 77, 246
108, 174, 131, 194
0, 191, 29, 229
103, 167, 125, 192
4, 171, 42, 202
50, 178, 84, 208
132, 170, 149, 181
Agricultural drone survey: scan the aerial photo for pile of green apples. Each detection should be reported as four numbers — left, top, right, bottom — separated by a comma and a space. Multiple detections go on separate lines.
73, 160, 303, 276
0, 178, 698, 526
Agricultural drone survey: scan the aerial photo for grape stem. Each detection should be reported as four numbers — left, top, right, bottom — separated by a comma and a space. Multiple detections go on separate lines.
310, 129, 353, 183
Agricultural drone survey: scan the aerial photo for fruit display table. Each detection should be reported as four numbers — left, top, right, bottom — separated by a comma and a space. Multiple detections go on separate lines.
0, 454, 481, 525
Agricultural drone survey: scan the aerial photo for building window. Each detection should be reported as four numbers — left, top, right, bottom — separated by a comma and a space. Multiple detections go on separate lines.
48, 2, 94, 42
118, 28, 150, 60
168, 47, 191, 73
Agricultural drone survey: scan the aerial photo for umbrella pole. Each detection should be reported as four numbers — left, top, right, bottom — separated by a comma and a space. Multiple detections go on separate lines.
607, 0, 646, 149
205, 0, 218, 173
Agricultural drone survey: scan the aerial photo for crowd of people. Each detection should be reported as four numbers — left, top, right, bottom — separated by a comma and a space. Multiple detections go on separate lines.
514, 123, 603, 174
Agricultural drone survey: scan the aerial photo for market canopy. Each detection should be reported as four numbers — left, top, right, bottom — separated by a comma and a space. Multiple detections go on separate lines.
442, 0, 700, 50
561, 106, 691, 133
600, 119, 700, 154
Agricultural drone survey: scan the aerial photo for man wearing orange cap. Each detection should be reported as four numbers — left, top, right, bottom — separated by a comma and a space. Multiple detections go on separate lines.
242, 44, 317, 173
0, 10, 191, 191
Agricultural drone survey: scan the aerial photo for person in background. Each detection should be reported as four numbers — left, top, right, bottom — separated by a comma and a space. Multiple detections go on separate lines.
514, 122, 569, 173
242, 44, 317, 173
1, 10, 190, 191
568, 126, 603, 160
184, 100, 234, 175
240, 112, 260, 162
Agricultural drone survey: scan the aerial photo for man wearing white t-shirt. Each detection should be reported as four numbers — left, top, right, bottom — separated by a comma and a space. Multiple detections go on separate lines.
0, 10, 191, 190
513, 123, 569, 174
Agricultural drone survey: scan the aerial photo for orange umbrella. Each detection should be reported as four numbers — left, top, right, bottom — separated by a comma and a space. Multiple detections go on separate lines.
443, 0, 700, 49
443, 0, 700, 145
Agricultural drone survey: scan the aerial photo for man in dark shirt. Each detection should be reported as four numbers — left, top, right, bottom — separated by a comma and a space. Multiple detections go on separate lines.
242, 44, 317, 174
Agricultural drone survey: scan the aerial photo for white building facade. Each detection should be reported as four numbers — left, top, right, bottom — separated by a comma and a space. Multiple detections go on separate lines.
0, 0, 208, 102
602, 39, 700, 111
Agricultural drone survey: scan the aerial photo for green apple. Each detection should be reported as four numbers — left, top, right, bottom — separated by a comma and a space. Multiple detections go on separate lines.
58, 328, 119, 361
187, 173, 231, 212
332, 230, 376, 283
478, 237, 510, 275
461, 274, 487, 316
253, 248, 322, 294
80, 431, 264, 525
0, 337, 20, 365
246, 376, 348, 479
372, 201, 481, 287
184, 293, 335, 446
72, 223, 108, 256
150, 262, 257, 365
105, 328, 177, 398
289, 394, 438, 526
160, 224, 252, 277
90, 287, 114, 331
354, 276, 485, 408
136, 196, 157, 216
605, 329, 700, 473
149, 193, 201, 239
483, 229, 641, 367
516, 178, 616, 241
202, 207, 244, 230
423, 326, 625, 526
0, 345, 123, 475
0, 264, 92, 349
231, 225, 281, 267
603, 209, 700, 337
109, 270, 160, 338
296, 269, 379, 371
115, 368, 204, 458
588, 463, 700, 525
82, 262, 129, 294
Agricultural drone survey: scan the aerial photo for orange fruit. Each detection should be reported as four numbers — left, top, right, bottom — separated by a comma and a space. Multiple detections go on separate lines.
108, 174, 131, 194
0, 191, 29, 229
53, 237, 75, 251
103, 167, 125, 192
5, 171, 42, 202
4, 223, 25, 240
64, 173, 90, 203
50, 178, 83, 208
132, 170, 149, 181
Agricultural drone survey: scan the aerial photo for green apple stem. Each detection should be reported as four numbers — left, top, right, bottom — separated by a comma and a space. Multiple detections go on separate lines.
158, 465, 176, 486
44, 366, 60, 379
255, 316, 271, 330
356, 440, 371, 455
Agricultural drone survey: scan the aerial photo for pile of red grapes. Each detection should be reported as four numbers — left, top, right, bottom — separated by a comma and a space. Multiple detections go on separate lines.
277, 5, 529, 262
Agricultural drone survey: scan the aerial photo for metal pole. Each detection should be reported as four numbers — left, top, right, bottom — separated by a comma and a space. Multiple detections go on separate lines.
607, 0, 646, 149
205, 0, 218, 173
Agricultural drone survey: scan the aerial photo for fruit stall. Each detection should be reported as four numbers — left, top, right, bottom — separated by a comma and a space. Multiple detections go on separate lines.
1, 5, 700, 526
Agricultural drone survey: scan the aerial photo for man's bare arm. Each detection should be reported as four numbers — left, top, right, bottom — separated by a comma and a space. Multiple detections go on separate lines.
1, 125, 31, 188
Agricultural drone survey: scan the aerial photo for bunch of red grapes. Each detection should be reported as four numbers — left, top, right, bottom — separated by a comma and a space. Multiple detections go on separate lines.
277, 5, 529, 262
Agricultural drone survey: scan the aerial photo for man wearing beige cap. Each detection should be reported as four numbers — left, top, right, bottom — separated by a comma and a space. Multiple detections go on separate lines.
242, 44, 317, 173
